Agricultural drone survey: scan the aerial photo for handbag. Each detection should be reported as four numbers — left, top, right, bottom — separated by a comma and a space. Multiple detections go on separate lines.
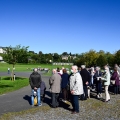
111, 80, 115, 85
34, 96, 37, 106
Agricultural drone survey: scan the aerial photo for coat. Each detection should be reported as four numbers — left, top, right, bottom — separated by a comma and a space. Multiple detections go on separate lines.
49, 73, 61, 93
111, 71, 120, 86
94, 71, 102, 84
101, 72, 110, 86
29, 72, 42, 89
61, 73, 69, 89
80, 69, 91, 85
69, 72, 84, 95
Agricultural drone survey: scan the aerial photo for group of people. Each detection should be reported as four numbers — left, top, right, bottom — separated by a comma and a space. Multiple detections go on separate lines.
29, 64, 120, 114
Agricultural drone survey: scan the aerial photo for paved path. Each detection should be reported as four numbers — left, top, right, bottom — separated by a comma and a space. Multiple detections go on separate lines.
0, 72, 51, 116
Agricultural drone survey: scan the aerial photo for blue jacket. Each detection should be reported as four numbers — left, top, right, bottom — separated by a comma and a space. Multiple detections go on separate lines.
61, 73, 69, 89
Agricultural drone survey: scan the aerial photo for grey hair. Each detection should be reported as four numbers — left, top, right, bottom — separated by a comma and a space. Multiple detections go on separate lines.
72, 65, 78, 70
81, 65, 86, 69
52, 69, 56, 73
96, 66, 100, 70
34, 68, 38, 72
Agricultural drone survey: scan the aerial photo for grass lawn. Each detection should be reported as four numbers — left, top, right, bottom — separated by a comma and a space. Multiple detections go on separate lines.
0, 63, 71, 72
0, 77, 29, 95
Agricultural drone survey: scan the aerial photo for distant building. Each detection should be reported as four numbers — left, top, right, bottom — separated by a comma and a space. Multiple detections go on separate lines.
0, 47, 6, 53
61, 55, 76, 60
0, 47, 6, 61
61, 55, 69, 60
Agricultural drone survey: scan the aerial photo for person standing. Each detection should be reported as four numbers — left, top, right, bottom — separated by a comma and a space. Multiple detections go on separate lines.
101, 66, 110, 102
111, 67, 120, 95
29, 68, 42, 106
94, 67, 102, 98
69, 65, 83, 114
61, 69, 69, 102
115, 64, 120, 74
80, 65, 90, 100
8, 67, 10, 74
49, 69, 61, 108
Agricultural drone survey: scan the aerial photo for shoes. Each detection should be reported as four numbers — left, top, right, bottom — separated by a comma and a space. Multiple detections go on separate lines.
97, 95, 100, 99
99, 93, 102, 98
71, 111, 79, 114
104, 99, 110, 102
38, 103, 42, 106
92, 89, 95, 91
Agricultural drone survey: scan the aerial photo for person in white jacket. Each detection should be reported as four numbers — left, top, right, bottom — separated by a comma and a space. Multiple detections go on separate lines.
69, 65, 83, 114
101, 66, 110, 102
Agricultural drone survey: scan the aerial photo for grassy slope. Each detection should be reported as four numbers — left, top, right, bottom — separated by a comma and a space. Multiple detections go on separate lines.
0, 77, 29, 95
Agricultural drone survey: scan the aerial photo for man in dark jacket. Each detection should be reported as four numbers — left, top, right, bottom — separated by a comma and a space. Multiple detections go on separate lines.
61, 69, 69, 102
29, 68, 42, 106
94, 67, 102, 98
80, 65, 90, 100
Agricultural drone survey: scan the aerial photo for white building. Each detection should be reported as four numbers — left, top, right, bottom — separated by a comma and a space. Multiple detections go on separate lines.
0, 47, 5, 61
0, 47, 6, 53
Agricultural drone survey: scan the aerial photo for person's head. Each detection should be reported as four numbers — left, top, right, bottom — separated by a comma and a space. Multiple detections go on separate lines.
81, 65, 86, 69
91, 67, 94, 71
52, 69, 56, 74
57, 67, 60, 72
63, 69, 67, 74
62, 67, 64, 70
114, 67, 118, 72
104, 66, 109, 73
114, 64, 118, 67
96, 67, 100, 71
71, 65, 78, 73
78, 67, 81, 71
34, 68, 38, 72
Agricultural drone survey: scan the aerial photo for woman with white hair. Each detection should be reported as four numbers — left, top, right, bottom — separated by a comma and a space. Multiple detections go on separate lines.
101, 66, 110, 102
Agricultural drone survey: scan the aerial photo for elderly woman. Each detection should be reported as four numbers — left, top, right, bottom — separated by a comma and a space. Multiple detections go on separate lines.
111, 67, 120, 95
101, 66, 110, 102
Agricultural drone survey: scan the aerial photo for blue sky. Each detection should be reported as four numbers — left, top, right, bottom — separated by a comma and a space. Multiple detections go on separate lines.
0, 0, 120, 54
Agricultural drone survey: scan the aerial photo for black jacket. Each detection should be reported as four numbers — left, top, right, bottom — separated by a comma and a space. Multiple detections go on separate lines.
61, 73, 69, 89
93, 71, 102, 84
80, 69, 90, 85
29, 72, 42, 89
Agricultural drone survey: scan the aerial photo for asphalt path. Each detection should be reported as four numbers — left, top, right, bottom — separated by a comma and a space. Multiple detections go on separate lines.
0, 72, 51, 116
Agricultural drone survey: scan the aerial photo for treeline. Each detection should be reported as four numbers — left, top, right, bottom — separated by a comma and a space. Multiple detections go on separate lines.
74, 50, 120, 68
2, 45, 120, 68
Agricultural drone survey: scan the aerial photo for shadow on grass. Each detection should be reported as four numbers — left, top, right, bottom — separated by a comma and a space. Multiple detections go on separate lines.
0, 85, 13, 88
2, 77, 26, 80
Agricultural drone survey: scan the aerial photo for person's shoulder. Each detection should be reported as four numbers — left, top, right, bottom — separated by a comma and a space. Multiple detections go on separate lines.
75, 72, 81, 77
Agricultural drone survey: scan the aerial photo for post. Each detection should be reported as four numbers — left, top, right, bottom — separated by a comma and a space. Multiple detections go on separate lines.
14, 74, 15, 81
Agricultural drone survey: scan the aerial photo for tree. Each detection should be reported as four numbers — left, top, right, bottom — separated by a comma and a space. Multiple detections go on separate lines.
96, 55, 107, 68
114, 50, 120, 65
84, 50, 99, 67
62, 52, 68, 55
3, 45, 29, 81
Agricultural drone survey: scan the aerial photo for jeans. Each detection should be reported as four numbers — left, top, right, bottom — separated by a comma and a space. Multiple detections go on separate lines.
31, 88, 41, 105
71, 95, 79, 112
51, 93, 59, 107
114, 85, 119, 94
96, 82, 102, 95
104, 85, 110, 101
81, 85, 88, 100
